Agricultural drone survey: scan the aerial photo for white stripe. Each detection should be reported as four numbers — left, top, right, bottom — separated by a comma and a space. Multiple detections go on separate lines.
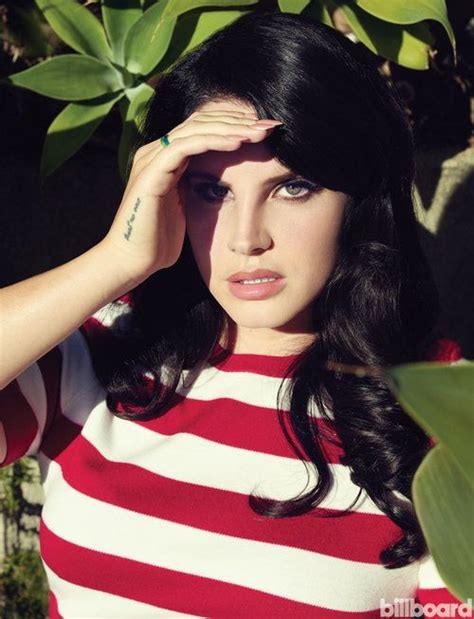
179, 364, 293, 410
178, 364, 326, 418
42, 460, 419, 612
92, 300, 133, 332
156, 355, 328, 420
79, 402, 383, 516
42, 562, 201, 618
416, 553, 448, 589
58, 331, 105, 427
16, 362, 47, 456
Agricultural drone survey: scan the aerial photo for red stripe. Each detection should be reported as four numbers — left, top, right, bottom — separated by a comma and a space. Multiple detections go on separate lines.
40, 409, 83, 461
38, 346, 62, 437
209, 346, 300, 378
48, 434, 401, 564
48, 590, 62, 619
40, 520, 382, 618
0, 346, 61, 466
134, 393, 344, 464
0, 379, 38, 465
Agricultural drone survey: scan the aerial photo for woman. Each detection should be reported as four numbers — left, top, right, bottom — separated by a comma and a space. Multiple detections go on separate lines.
0, 11, 465, 618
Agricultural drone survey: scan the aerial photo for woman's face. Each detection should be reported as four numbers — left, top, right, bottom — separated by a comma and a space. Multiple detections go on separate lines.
180, 99, 349, 351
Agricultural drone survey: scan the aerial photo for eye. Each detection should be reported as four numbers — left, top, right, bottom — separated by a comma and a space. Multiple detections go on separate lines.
190, 182, 229, 203
277, 180, 323, 201
188, 178, 323, 204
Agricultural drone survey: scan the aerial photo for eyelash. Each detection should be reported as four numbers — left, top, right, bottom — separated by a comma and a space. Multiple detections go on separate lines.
190, 179, 322, 204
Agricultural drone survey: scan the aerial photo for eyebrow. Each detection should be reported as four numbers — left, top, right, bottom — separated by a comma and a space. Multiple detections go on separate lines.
183, 171, 300, 186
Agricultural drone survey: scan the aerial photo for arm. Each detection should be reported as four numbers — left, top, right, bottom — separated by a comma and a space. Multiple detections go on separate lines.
0, 241, 142, 390
0, 243, 142, 466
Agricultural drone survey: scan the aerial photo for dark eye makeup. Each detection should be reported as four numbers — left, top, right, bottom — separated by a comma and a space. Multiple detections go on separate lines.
187, 178, 323, 204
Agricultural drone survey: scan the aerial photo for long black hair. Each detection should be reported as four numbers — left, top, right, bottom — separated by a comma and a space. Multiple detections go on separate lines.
82, 11, 441, 569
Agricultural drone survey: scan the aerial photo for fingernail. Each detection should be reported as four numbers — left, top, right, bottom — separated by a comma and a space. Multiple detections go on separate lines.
253, 119, 283, 127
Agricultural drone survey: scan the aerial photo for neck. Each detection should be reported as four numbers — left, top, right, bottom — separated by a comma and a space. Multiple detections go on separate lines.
220, 319, 317, 356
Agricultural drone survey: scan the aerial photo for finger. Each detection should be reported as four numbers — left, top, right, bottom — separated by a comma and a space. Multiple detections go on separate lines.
190, 110, 258, 117
188, 116, 263, 126
132, 117, 274, 167
169, 119, 280, 145
130, 116, 254, 163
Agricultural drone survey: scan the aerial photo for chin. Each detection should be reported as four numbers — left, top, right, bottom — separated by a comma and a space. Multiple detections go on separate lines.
223, 305, 298, 330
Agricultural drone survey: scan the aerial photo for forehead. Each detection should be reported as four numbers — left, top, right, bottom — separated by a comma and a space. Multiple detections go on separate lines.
188, 98, 289, 178
194, 98, 256, 115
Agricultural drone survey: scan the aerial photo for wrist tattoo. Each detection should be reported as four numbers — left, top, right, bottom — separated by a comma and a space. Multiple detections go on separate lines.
124, 197, 141, 241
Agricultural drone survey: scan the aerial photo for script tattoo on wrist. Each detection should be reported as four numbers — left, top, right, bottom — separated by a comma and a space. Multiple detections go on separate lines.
124, 197, 141, 241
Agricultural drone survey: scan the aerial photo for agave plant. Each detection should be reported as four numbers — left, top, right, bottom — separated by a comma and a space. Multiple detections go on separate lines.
3, 0, 456, 181
3, 0, 258, 179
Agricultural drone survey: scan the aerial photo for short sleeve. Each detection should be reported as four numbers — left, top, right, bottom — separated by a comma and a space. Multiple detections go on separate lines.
0, 329, 98, 468
415, 553, 473, 617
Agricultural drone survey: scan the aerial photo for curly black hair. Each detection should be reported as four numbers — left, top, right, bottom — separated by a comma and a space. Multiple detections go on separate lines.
82, 11, 441, 569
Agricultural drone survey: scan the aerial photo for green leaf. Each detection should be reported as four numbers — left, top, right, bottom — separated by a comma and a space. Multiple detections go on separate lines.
124, 0, 258, 75
356, 0, 456, 58
278, 0, 310, 13
101, 0, 143, 64
35, 0, 112, 60
337, 2, 435, 69
40, 94, 123, 178
386, 361, 474, 601
118, 83, 155, 181
413, 444, 474, 602
162, 0, 258, 20
387, 361, 474, 474
7, 55, 124, 101
123, 1, 177, 75
278, 0, 333, 26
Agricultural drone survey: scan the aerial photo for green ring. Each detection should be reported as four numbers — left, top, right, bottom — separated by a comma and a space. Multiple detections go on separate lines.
160, 134, 170, 147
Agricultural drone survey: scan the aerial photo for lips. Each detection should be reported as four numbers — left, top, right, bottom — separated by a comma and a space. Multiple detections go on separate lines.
227, 269, 283, 282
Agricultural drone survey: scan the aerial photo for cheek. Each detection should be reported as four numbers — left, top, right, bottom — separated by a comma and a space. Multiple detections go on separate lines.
280, 210, 343, 279
186, 208, 223, 281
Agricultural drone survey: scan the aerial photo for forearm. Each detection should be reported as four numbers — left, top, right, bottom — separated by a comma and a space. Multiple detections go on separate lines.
0, 241, 144, 389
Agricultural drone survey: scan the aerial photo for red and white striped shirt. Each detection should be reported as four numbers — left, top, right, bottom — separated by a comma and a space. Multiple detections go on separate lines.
0, 302, 469, 617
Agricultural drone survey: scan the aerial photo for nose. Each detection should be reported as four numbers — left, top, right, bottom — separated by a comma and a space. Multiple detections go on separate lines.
227, 205, 273, 255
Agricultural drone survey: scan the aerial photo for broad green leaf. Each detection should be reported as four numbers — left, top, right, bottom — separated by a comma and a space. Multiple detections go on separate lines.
35, 0, 112, 60
157, 8, 249, 72
413, 444, 474, 602
101, 0, 143, 64
278, 0, 310, 13
124, 1, 177, 75
125, 82, 155, 129
387, 361, 474, 479
163, 0, 258, 20
124, 0, 258, 75
338, 2, 434, 69
41, 94, 123, 178
357, 0, 456, 58
278, 0, 332, 26
118, 83, 155, 181
7, 55, 124, 101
